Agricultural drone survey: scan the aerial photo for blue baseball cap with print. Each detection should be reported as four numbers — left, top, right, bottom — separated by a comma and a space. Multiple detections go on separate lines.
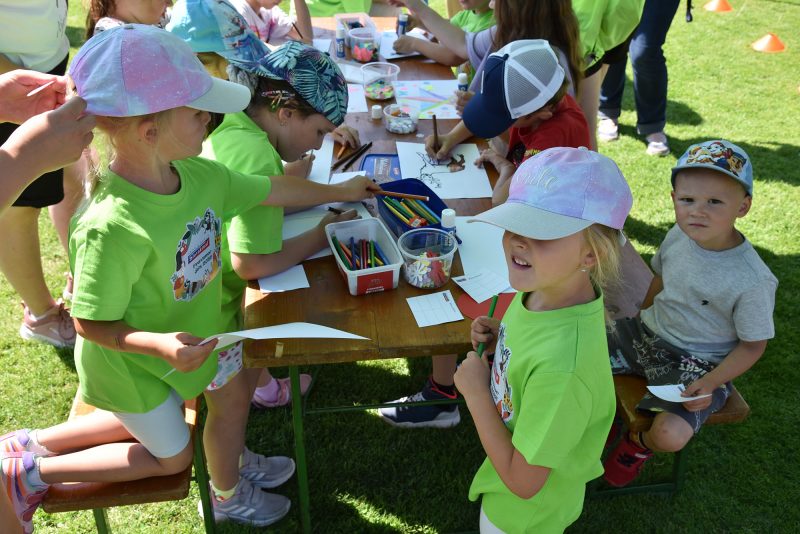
166, 0, 269, 63
463, 39, 565, 139
229, 41, 348, 127
671, 140, 753, 196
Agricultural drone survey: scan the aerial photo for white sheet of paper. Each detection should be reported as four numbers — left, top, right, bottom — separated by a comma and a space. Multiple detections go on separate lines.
312, 38, 332, 53
307, 137, 335, 184
347, 84, 369, 113
406, 290, 464, 328
452, 270, 511, 304
647, 384, 713, 403
282, 202, 373, 260
201, 322, 370, 351
329, 171, 362, 185
394, 79, 460, 119
379, 31, 421, 60
257, 265, 309, 293
454, 217, 516, 293
396, 142, 492, 199
337, 62, 364, 84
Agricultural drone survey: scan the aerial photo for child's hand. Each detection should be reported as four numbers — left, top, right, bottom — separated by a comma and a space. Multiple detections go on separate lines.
285, 153, 315, 179
471, 315, 500, 354
388, 0, 425, 13
156, 333, 218, 373
425, 132, 456, 161
318, 208, 359, 230
393, 36, 418, 54
475, 148, 513, 172
0, 71, 68, 124
335, 175, 382, 201
331, 125, 360, 149
681, 378, 715, 412
454, 90, 474, 115
454, 351, 491, 400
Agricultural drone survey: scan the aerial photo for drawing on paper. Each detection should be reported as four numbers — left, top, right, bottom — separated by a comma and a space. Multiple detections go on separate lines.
415, 152, 466, 189
394, 80, 460, 119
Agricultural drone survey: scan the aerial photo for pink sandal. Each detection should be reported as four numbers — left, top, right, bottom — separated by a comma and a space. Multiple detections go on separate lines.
252, 375, 312, 409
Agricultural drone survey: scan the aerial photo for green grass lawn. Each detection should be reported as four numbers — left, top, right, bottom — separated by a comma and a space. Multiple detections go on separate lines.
2, 1, 799, 532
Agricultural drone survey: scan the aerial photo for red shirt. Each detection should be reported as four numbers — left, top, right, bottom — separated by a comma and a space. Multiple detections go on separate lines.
506, 94, 590, 167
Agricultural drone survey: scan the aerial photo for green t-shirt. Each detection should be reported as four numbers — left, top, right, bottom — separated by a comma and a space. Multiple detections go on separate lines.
468, 291, 615, 533
304, 0, 371, 17
69, 157, 270, 413
572, 0, 645, 68
450, 8, 495, 82
202, 111, 284, 331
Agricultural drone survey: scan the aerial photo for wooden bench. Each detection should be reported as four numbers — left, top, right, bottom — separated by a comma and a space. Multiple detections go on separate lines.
593, 241, 751, 496
41, 394, 215, 533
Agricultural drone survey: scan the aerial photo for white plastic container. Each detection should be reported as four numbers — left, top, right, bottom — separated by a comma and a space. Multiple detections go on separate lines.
325, 218, 403, 296
334, 12, 376, 47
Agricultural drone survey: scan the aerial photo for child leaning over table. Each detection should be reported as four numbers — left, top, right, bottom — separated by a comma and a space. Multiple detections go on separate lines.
426, 39, 589, 206
454, 147, 632, 532
378, 41, 589, 430
603, 140, 777, 487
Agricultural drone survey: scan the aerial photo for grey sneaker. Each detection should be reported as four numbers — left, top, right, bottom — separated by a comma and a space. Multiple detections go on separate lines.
240, 447, 295, 489
645, 132, 670, 156
597, 117, 620, 142
199, 478, 290, 527
378, 378, 460, 429
19, 300, 76, 349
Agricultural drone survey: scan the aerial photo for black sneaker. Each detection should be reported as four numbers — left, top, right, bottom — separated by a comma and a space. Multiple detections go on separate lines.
378, 378, 460, 428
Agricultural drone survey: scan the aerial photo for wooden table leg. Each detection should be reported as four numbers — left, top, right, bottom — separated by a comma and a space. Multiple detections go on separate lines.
290, 365, 311, 534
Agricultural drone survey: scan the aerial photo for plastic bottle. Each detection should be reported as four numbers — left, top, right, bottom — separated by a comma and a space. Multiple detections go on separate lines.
440, 209, 457, 242
371, 104, 383, 120
457, 72, 469, 92
335, 26, 346, 59
397, 12, 408, 36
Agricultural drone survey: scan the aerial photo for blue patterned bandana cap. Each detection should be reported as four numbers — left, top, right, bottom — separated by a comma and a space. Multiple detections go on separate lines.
229, 41, 348, 126
671, 140, 753, 196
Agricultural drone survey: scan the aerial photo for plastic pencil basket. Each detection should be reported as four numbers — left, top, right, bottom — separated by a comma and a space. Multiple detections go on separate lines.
375, 179, 448, 238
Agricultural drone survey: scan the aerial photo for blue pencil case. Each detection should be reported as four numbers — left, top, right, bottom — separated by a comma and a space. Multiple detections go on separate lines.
376, 178, 448, 238
360, 153, 401, 181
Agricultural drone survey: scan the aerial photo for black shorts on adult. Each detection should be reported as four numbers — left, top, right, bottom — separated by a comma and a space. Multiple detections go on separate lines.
2, 54, 69, 208
583, 30, 636, 78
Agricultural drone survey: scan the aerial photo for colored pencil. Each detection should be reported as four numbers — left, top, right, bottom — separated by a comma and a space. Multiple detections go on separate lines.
373, 241, 390, 265
291, 22, 304, 40
383, 200, 411, 225
375, 191, 429, 202
370, 240, 376, 269
331, 236, 352, 269
402, 199, 435, 224
475, 295, 499, 359
342, 141, 373, 172
409, 199, 440, 223
384, 197, 414, 219
432, 114, 440, 155
336, 144, 347, 159
327, 206, 344, 215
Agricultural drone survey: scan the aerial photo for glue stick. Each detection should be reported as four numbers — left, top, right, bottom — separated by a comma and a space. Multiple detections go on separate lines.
335, 26, 346, 59
397, 12, 408, 36
457, 73, 468, 92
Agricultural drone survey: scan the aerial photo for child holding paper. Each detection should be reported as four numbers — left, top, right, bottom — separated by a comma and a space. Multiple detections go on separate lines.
603, 140, 777, 487
453, 146, 630, 532
0, 25, 379, 532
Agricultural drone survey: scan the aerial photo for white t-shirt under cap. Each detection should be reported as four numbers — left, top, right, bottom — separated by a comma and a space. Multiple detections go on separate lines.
0, 0, 69, 72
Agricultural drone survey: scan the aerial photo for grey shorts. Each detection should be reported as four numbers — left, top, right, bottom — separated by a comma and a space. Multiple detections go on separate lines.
608, 316, 732, 433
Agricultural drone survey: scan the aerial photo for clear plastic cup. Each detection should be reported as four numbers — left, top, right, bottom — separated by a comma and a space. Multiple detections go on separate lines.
361, 62, 400, 100
398, 228, 458, 289
383, 103, 419, 134
349, 27, 379, 63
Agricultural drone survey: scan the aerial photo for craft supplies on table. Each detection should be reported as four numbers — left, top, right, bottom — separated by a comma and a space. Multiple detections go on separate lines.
334, 12, 376, 47
349, 27, 379, 63
383, 103, 418, 134
375, 179, 447, 237
325, 218, 402, 296
397, 228, 457, 289
362, 62, 399, 100
359, 153, 401, 181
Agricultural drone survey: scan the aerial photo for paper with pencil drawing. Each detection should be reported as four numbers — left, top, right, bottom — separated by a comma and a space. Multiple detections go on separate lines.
201, 322, 369, 352
647, 384, 713, 403
396, 142, 492, 199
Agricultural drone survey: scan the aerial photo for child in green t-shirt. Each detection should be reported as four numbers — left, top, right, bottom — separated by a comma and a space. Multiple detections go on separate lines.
0, 25, 380, 533
454, 147, 632, 532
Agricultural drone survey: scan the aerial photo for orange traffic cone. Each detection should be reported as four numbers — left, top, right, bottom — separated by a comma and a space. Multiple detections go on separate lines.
751, 33, 786, 53
704, 0, 733, 12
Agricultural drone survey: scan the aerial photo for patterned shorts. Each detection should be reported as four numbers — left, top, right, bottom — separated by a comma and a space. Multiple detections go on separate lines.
607, 317, 732, 433
207, 341, 243, 391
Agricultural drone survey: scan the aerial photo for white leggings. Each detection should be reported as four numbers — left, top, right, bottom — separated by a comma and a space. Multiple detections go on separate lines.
480, 506, 506, 534
113, 390, 190, 459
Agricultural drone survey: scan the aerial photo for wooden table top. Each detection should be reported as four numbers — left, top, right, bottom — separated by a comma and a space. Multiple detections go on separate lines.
243, 20, 496, 368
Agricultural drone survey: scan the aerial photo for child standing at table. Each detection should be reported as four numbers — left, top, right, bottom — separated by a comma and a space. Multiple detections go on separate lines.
454, 146, 631, 532
603, 140, 777, 487
227, 0, 313, 45
378, 40, 589, 429
0, 24, 379, 532
86, 0, 173, 37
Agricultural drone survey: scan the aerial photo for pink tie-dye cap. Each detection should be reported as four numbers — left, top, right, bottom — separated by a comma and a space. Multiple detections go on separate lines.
469, 147, 633, 240
69, 24, 250, 117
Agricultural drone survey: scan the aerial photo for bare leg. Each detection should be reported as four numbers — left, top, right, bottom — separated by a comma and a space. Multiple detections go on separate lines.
203, 371, 251, 491
431, 354, 458, 387
254, 368, 273, 389
643, 412, 694, 452
0, 206, 55, 316
38, 441, 193, 483
577, 64, 610, 151
36, 410, 134, 454
0, 488, 22, 534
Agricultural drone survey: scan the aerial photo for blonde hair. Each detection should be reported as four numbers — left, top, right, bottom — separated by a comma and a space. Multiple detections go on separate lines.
582, 224, 624, 325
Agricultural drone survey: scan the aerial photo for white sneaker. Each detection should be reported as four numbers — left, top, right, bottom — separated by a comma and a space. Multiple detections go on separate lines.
597, 117, 620, 142
645, 132, 670, 156
240, 447, 295, 489
199, 478, 290, 527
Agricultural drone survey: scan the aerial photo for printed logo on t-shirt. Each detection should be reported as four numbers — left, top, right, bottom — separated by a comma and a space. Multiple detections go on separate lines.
490, 323, 513, 424
170, 208, 222, 301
